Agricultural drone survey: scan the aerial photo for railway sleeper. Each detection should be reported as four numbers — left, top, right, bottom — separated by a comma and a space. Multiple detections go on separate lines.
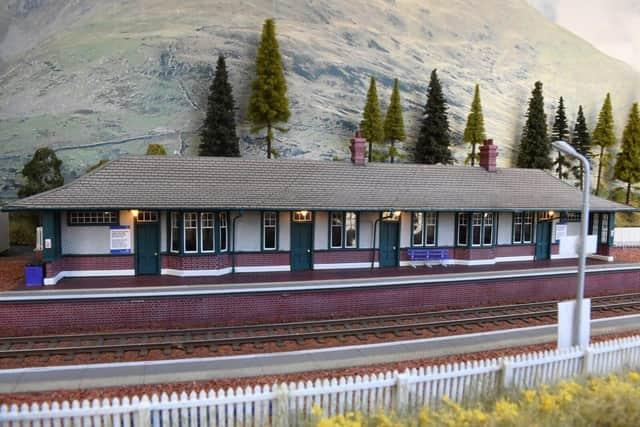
315, 337, 327, 344
336, 335, 348, 343
63, 352, 75, 362
209, 343, 218, 352
411, 328, 422, 336
232, 343, 242, 351
357, 333, 368, 341
374, 332, 386, 339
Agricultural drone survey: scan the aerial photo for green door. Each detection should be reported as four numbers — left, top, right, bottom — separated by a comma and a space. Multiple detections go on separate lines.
535, 220, 551, 260
135, 221, 160, 275
379, 221, 400, 267
291, 221, 313, 271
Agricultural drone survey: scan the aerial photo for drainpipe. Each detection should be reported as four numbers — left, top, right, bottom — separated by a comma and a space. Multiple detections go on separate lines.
371, 217, 382, 269
231, 210, 243, 273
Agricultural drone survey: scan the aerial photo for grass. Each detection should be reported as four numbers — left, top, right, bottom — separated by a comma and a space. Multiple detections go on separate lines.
310, 372, 640, 426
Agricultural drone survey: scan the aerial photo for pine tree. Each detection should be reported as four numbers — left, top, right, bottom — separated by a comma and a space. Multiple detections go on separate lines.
570, 106, 592, 190
551, 96, 571, 179
146, 144, 167, 155
200, 55, 240, 157
516, 81, 551, 169
383, 78, 405, 163
18, 148, 64, 198
247, 18, 290, 159
463, 84, 486, 166
592, 93, 616, 195
613, 103, 640, 204
360, 76, 385, 162
416, 69, 453, 165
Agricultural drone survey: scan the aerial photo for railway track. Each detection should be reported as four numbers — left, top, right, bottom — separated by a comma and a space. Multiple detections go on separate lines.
2, 292, 640, 364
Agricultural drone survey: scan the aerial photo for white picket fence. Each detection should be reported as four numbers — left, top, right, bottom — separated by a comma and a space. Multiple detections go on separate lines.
2, 335, 640, 426
613, 227, 640, 247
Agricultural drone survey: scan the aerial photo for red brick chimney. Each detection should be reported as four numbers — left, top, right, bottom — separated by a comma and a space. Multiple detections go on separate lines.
479, 139, 498, 172
350, 131, 367, 165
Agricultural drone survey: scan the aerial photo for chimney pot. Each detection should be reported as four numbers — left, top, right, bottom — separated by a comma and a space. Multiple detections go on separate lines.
350, 131, 367, 165
479, 139, 498, 172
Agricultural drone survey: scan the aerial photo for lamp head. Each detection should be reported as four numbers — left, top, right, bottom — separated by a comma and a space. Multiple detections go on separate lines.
552, 140, 578, 157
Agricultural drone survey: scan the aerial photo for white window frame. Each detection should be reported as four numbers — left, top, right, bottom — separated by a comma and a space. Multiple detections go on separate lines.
330, 212, 344, 249
345, 212, 357, 249
457, 213, 468, 246
219, 212, 228, 252
424, 212, 437, 246
471, 213, 483, 247
483, 213, 494, 246
600, 214, 609, 244
200, 212, 215, 253
412, 212, 424, 246
183, 212, 198, 253
263, 212, 277, 251
170, 212, 180, 253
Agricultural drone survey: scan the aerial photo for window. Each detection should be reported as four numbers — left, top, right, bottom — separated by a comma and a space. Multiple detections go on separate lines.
513, 212, 534, 244
330, 212, 358, 249
170, 212, 180, 253
600, 214, 609, 244
457, 213, 468, 246
136, 211, 158, 223
330, 212, 343, 248
183, 212, 198, 253
219, 212, 228, 252
200, 213, 215, 252
293, 210, 312, 222
483, 213, 493, 245
566, 212, 582, 222
412, 212, 437, 247
68, 211, 118, 225
263, 212, 277, 250
471, 213, 483, 246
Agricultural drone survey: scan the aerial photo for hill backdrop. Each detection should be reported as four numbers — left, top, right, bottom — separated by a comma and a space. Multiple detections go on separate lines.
1, 0, 639, 198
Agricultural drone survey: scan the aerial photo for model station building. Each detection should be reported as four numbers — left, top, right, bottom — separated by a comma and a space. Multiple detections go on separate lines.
3, 137, 632, 285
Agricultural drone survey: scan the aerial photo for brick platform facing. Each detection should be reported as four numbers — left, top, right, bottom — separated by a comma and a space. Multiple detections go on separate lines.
611, 247, 640, 262
45, 256, 134, 278
314, 250, 373, 264
2, 269, 639, 335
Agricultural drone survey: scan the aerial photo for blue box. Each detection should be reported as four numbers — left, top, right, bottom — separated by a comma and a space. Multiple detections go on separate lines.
25, 265, 44, 286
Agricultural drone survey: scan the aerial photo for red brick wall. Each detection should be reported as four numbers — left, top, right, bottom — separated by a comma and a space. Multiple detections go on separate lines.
45, 256, 134, 278
3, 269, 639, 335
610, 246, 640, 262
314, 250, 373, 264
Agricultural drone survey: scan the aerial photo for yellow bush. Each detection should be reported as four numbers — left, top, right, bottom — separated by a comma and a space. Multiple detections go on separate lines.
311, 372, 640, 427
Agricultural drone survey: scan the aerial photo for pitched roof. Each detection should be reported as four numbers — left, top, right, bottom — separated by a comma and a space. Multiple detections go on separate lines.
4, 156, 633, 212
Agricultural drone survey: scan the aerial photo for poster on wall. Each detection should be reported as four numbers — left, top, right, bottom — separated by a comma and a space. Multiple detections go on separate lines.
110, 225, 131, 254
555, 222, 568, 242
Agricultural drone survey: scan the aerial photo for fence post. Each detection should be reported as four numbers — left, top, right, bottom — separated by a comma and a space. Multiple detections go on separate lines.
583, 347, 593, 376
395, 373, 410, 414
274, 384, 290, 427
135, 395, 151, 427
500, 360, 513, 392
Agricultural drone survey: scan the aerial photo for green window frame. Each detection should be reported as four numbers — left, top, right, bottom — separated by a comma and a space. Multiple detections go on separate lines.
458, 212, 495, 247
412, 212, 437, 247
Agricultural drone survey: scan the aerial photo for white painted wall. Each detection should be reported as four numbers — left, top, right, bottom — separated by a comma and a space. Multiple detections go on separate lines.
60, 210, 134, 255
0, 211, 8, 253
314, 211, 328, 250
160, 211, 167, 252
279, 211, 290, 251
235, 211, 261, 252
359, 212, 378, 249
400, 212, 411, 248
498, 213, 512, 245
438, 212, 455, 247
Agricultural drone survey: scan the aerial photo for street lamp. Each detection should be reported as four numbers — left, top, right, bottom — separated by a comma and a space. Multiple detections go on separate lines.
552, 140, 590, 347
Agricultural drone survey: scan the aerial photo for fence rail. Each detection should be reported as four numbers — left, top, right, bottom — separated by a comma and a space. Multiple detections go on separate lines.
2, 335, 640, 426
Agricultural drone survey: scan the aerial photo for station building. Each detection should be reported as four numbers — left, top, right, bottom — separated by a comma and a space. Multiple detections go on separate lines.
3, 137, 632, 285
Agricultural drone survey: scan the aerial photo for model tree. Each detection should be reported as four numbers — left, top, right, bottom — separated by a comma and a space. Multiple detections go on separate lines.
613, 103, 640, 204
516, 81, 551, 169
416, 69, 453, 165
247, 18, 290, 159
592, 93, 616, 196
360, 76, 385, 162
383, 78, 406, 163
551, 96, 571, 179
570, 106, 592, 190
463, 84, 486, 166
146, 144, 167, 155
18, 148, 64, 198
200, 55, 240, 157
85, 159, 109, 173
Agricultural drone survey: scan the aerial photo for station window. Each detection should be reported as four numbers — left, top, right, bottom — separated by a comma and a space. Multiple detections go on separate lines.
412, 212, 437, 247
170, 212, 180, 253
200, 213, 215, 252
458, 212, 494, 247
263, 212, 278, 250
68, 211, 118, 225
183, 212, 198, 253
219, 212, 228, 252
330, 212, 358, 249
513, 212, 534, 244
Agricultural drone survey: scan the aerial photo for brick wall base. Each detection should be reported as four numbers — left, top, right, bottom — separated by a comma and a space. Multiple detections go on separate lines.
3, 269, 639, 335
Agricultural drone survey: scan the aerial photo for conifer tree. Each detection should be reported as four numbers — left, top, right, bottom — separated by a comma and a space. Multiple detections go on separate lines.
416, 69, 453, 165
592, 93, 616, 195
463, 84, 486, 166
247, 18, 290, 159
18, 148, 64, 198
383, 78, 405, 163
200, 55, 240, 157
360, 76, 385, 162
570, 106, 592, 190
613, 103, 640, 204
516, 81, 551, 169
551, 96, 571, 179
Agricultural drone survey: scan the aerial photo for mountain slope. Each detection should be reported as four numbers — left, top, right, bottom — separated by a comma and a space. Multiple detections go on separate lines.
1, 0, 639, 197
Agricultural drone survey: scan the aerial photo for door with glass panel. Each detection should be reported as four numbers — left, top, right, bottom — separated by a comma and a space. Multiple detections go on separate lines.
379, 217, 400, 267
134, 211, 160, 275
291, 211, 313, 271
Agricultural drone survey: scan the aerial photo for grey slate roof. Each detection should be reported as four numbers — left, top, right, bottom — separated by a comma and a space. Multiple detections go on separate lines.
4, 156, 633, 212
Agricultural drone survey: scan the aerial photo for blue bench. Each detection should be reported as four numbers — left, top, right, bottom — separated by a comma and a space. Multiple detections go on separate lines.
407, 248, 450, 268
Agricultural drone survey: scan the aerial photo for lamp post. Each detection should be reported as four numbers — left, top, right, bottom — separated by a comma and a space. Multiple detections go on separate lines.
552, 140, 590, 347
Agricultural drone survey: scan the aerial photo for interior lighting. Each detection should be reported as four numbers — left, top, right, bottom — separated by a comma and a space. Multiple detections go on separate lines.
131, 209, 139, 218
